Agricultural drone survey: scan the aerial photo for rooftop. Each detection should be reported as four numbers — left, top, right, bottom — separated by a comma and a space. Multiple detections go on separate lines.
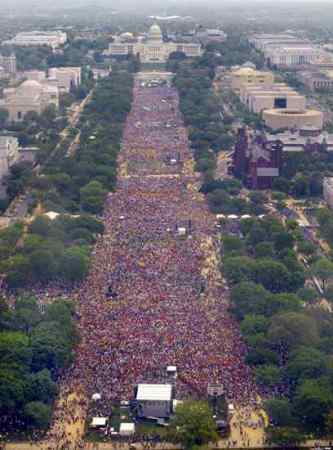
136, 384, 172, 401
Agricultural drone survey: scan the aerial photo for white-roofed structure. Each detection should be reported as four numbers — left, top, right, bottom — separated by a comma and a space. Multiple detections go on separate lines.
3, 31, 67, 49
136, 384, 173, 418
119, 423, 135, 436
91, 417, 108, 428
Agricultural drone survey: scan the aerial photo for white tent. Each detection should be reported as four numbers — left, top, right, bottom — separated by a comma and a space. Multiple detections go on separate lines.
91, 417, 107, 428
44, 211, 59, 220
177, 227, 186, 236
119, 422, 135, 436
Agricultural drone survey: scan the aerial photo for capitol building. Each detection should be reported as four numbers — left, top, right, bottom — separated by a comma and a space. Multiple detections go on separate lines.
107, 23, 201, 63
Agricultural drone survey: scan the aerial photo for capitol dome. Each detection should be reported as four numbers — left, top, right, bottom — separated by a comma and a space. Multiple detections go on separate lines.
242, 61, 257, 70
148, 23, 162, 42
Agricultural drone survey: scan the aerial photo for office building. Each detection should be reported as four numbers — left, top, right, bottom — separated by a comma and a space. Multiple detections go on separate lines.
240, 82, 306, 114
263, 108, 323, 130
298, 70, 333, 91
3, 31, 67, 49
231, 66, 274, 93
0, 54, 16, 75
21, 67, 81, 93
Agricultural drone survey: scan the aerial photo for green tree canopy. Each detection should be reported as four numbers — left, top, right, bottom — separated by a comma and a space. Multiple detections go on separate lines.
170, 401, 218, 449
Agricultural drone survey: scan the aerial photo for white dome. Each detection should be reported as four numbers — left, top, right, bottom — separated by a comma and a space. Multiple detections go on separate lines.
18, 79, 43, 92
148, 23, 162, 42
242, 61, 256, 69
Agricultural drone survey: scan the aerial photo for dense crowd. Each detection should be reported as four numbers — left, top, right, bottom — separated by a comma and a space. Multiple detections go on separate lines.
60, 80, 258, 411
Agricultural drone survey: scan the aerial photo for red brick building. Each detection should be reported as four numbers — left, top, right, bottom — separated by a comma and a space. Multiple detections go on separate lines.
232, 127, 283, 189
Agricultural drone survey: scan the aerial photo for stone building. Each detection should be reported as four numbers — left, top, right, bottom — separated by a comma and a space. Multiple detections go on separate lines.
1, 80, 59, 121
21, 67, 81, 93
298, 70, 333, 91
0, 54, 16, 75
249, 33, 318, 67
265, 127, 333, 152
107, 23, 201, 63
263, 108, 323, 130
264, 46, 318, 67
240, 82, 306, 114
3, 31, 67, 49
231, 66, 274, 93
48, 67, 81, 93
0, 136, 20, 179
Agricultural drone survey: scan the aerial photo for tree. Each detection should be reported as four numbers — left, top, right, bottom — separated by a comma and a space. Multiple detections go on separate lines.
0, 331, 32, 368
254, 259, 291, 293
29, 369, 57, 404
224, 257, 256, 285
230, 281, 271, 318
272, 177, 291, 193
31, 322, 74, 372
14, 296, 41, 333
29, 216, 52, 237
269, 293, 302, 316
312, 258, 333, 291
267, 312, 319, 353
170, 401, 218, 449
30, 249, 57, 281
255, 365, 282, 387
266, 426, 305, 447
24, 401, 52, 429
293, 379, 333, 432
60, 246, 89, 282
286, 347, 327, 385
240, 314, 269, 337
0, 367, 28, 413
265, 399, 294, 427
80, 180, 107, 214
222, 235, 245, 256
254, 241, 274, 259
273, 231, 294, 253
297, 287, 319, 303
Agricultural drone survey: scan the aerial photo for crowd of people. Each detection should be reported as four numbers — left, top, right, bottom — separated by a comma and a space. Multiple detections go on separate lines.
26, 78, 260, 449
62, 80, 258, 411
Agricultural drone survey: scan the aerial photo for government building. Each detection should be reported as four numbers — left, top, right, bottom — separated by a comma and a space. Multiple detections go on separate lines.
0, 80, 59, 121
3, 31, 67, 50
107, 23, 201, 63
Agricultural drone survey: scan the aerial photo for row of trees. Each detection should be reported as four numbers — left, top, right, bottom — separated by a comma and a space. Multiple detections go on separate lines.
37, 68, 133, 215
0, 214, 103, 288
203, 180, 267, 215
172, 54, 234, 179
270, 148, 333, 199
0, 296, 77, 435
0, 68, 133, 288
223, 216, 305, 293
221, 216, 333, 442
